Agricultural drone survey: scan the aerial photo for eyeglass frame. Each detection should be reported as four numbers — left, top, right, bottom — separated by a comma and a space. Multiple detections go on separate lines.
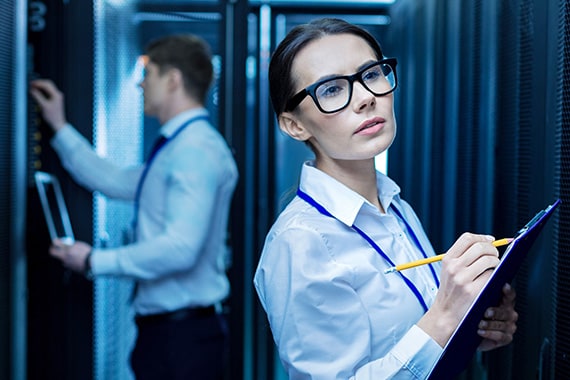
284, 58, 398, 114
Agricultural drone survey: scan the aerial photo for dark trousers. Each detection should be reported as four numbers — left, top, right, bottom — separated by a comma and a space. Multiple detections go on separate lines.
130, 307, 229, 380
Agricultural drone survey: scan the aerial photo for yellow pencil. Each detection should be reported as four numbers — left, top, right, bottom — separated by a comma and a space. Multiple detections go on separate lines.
384, 238, 513, 274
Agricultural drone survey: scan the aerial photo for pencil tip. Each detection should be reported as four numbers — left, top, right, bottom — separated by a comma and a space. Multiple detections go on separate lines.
384, 267, 396, 274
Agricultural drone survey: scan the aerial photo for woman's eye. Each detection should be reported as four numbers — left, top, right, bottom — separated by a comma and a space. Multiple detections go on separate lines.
363, 69, 382, 82
317, 81, 346, 99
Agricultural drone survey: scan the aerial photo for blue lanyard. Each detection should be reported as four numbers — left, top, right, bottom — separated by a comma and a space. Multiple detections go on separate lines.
296, 188, 438, 313
132, 115, 209, 234
390, 205, 440, 287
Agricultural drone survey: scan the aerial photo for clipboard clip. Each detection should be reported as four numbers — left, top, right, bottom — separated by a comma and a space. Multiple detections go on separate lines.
514, 201, 559, 237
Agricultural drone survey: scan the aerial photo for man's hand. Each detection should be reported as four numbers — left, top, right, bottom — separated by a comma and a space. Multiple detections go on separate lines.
29, 79, 68, 132
477, 283, 518, 351
49, 239, 92, 273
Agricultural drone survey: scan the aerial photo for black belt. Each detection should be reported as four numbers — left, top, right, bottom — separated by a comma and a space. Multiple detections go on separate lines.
135, 305, 217, 326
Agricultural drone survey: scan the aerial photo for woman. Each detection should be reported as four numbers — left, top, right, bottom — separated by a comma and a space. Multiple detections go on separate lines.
254, 18, 517, 379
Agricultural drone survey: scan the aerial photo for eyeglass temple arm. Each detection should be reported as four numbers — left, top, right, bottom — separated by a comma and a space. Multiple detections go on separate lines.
285, 89, 308, 112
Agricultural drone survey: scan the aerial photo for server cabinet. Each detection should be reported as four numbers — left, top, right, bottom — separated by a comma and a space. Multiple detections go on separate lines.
2, 1, 28, 380
27, 1, 96, 380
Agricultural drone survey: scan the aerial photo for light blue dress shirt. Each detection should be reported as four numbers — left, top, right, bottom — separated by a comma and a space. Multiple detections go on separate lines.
254, 161, 443, 379
51, 108, 238, 315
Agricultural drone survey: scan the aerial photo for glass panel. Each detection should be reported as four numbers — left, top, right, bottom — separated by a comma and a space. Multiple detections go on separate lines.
93, 2, 140, 379
92, 3, 223, 380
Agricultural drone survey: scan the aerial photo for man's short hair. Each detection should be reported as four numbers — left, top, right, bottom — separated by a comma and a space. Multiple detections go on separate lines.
145, 34, 214, 104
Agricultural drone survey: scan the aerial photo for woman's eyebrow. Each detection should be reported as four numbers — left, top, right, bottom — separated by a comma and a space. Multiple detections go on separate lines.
356, 59, 377, 71
313, 60, 378, 83
313, 73, 342, 83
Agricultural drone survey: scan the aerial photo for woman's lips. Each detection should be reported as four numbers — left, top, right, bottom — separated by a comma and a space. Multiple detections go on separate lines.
355, 117, 386, 135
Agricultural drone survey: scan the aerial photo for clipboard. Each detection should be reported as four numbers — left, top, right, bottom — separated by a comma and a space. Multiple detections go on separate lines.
34, 171, 75, 245
428, 199, 561, 379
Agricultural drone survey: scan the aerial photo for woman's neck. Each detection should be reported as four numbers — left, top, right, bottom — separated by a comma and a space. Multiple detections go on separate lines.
316, 157, 385, 213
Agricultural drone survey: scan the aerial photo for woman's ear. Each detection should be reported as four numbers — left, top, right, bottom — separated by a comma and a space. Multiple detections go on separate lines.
278, 112, 312, 142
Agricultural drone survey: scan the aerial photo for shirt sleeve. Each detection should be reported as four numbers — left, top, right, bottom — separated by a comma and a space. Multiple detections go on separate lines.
254, 225, 442, 380
91, 126, 237, 280
92, 156, 219, 278
50, 123, 141, 200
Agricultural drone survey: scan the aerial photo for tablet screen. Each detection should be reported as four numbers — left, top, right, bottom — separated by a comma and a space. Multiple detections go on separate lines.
34, 171, 75, 245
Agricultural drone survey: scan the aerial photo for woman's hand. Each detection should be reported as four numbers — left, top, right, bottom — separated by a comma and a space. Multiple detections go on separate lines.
418, 233, 501, 347
477, 283, 518, 351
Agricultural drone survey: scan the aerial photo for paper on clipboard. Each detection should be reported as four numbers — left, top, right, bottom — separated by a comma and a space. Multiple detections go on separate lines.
427, 199, 561, 379
34, 171, 75, 245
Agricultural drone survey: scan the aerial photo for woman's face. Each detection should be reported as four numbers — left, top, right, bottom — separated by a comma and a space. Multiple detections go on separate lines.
281, 33, 396, 167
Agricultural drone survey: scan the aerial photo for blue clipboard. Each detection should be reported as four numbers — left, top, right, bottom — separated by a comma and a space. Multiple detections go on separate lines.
428, 199, 561, 379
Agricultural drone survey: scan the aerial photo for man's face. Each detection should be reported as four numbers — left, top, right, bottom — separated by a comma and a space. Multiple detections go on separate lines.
139, 61, 169, 117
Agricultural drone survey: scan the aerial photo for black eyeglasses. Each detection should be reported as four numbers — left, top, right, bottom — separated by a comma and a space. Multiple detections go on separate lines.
285, 58, 398, 114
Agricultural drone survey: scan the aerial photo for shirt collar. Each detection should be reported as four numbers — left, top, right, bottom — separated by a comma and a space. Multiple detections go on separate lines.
159, 108, 209, 138
298, 160, 401, 226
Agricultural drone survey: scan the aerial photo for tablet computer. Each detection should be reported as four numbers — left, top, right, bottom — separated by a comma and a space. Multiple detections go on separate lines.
34, 171, 75, 245
428, 199, 561, 379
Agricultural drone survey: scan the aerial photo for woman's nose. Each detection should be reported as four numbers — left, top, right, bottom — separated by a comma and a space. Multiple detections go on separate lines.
352, 82, 376, 111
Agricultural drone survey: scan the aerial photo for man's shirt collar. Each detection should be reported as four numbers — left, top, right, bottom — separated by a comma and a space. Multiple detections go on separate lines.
159, 108, 209, 138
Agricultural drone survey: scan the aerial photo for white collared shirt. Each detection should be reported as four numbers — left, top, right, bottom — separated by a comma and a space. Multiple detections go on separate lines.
51, 108, 238, 315
254, 161, 442, 379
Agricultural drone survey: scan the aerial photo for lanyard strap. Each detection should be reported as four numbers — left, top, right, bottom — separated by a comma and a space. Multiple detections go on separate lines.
296, 188, 433, 313
132, 115, 209, 234
390, 205, 440, 287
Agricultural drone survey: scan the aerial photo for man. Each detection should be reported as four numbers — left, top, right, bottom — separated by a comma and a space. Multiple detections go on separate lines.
30, 34, 238, 380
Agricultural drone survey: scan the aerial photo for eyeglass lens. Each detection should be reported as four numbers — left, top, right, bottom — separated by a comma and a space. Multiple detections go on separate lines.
315, 62, 396, 113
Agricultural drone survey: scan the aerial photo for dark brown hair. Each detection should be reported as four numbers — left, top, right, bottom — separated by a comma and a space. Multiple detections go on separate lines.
145, 34, 213, 104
